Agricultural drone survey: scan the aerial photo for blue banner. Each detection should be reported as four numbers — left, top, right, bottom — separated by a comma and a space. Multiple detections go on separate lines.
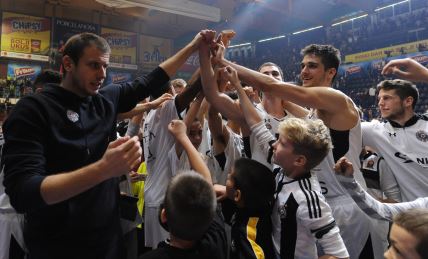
7, 63, 41, 80
105, 70, 133, 85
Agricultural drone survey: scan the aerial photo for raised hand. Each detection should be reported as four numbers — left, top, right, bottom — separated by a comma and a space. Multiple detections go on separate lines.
129, 171, 146, 183
211, 40, 226, 65
198, 29, 216, 46
219, 66, 240, 87
213, 184, 227, 201
333, 157, 354, 178
220, 29, 236, 48
168, 119, 187, 139
101, 136, 142, 178
148, 93, 173, 110
382, 58, 428, 83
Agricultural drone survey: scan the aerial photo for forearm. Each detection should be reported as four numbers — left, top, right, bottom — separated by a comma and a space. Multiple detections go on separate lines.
184, 95, 203, 129
218, 58, 279, 93
319, 256, 341, 259
337, 175, 400, 221
118, 103, 151, 120
208, 106, 227, 141
283, 101, 309, 118
40, 160, 111, 205
235, 82, 262, 127
199, 47, 244, 122
197, 98, 209, 123
159, 40, 198, 78
175, 77, 202, 113
125, 114, 144, 137
208, 107, 228, 154
317, 226, 349, 259
176, 136, 212, 185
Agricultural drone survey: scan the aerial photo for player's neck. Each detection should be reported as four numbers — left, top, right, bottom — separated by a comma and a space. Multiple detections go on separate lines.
285, 168, 308, 179
61, 76, 87, 98
390, 111, 416, 127
262, 96, 285, 118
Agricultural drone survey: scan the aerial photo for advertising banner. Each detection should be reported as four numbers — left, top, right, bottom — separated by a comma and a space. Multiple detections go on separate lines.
345, 39, 428, 63
1, 12, 50, 61
140, 35, 172, 72
338, 51, 428, 78
7, 63, 41, 80
51, 18, 99, 69
105, 70, 133, 85
101, 27, 137, 69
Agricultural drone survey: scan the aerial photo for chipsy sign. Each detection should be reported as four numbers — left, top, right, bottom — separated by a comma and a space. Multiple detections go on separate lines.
1, 12, 51, 60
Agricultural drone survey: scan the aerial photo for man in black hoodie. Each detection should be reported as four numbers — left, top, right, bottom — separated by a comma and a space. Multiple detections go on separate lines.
2, 30, 215, 259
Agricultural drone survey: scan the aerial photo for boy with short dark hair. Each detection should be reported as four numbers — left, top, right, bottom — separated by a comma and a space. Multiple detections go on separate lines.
224, 157, 276, 259
141, 119, 227, 259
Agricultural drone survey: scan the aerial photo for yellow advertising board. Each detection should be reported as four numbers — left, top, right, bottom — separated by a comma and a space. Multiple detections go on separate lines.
140, 35, 172, 72
100, 27, 137, 69
1, 12, 51, 60
345, 39, 428, 63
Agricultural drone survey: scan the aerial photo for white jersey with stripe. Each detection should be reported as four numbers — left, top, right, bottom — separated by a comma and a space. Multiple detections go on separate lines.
168, 144, 218, 184
308, 108, 367, 198
307, 109, 373, 258
249, 104, 293, 169
338, 174, 428, 221
272, 170, 349, 259
143, 99, 178, 207
362, 115, 428, 201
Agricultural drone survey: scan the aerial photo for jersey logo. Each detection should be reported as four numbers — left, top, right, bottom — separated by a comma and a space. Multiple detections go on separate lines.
395, 152, 413, 164
388, 132, 397, 137
416, 157, 428, 165
416, 130, 428, 142
66, 110, 79, 122
278, 203, 287, 219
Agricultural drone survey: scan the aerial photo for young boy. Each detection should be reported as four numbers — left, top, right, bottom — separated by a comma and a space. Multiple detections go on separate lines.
222, 157, 276, 259
162, 119, 277, 259
221, 65, 349, 259
140, 119, 227, 259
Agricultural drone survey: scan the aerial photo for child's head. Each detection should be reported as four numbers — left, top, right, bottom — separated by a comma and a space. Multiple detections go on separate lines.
161, 171, 216, 241
274, 118, 332, 173
385, 208, 428, 259
226, 158, 275, 211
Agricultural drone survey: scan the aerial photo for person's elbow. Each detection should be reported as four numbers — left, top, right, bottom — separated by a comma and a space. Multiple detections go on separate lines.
4, 175, 47, 213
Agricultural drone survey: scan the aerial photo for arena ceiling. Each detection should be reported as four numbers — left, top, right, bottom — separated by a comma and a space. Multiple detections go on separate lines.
48, 0, 382, 43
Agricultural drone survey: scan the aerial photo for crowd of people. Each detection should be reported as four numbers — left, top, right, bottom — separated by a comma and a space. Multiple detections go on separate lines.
0, 14, 428, 259
230, 0, 428, 107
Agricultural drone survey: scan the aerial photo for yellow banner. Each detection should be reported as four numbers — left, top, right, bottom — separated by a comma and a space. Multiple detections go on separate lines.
100, 27, 137, 65
1, 12, 51, 55
345, 39, 428, 63
140, 35, 172, 72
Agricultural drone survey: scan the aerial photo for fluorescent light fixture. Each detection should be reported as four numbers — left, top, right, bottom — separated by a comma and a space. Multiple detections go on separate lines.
95, 0, 221, 22
292, 25, 323, 35
332, 14, 368, 26
375, 0, 409, 12
258, 35, 286, 43
229, 42, 251, 48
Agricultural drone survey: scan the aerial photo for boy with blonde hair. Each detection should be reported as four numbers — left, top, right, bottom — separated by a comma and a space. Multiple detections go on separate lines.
221, 65, 348, 259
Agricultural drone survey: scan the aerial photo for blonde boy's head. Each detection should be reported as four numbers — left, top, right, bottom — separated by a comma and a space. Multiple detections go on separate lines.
278, 118, 332, 171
